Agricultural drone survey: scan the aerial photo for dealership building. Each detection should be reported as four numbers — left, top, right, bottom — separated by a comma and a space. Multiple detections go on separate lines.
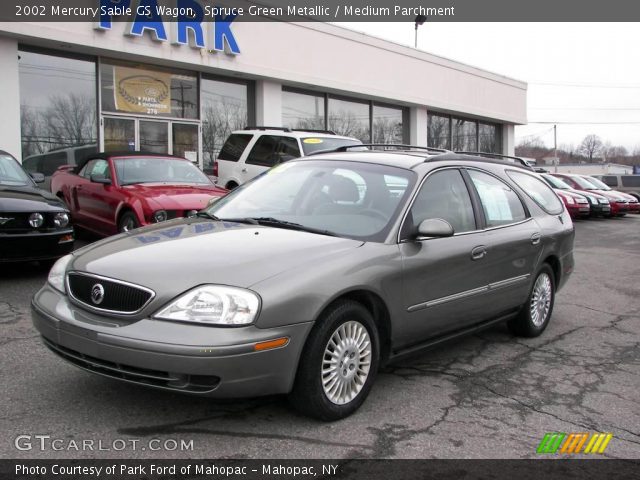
0, 20, 527, 172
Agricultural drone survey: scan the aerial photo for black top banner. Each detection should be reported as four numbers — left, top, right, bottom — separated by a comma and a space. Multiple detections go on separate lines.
2, 0, 640, 22
3, 459, 640, 480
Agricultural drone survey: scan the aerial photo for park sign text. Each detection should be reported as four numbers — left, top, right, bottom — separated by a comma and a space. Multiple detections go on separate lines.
94, 0, 240, 55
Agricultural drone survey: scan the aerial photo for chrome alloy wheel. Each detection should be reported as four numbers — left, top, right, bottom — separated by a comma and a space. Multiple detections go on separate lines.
530, 273, 552, 327
121, 217, 136, 232
322, 320, 372, 405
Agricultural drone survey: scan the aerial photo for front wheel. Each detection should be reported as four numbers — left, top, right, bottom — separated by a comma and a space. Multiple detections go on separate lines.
118, 212, 139, 233
508, 265, 555, 337
289, 300, 379, 421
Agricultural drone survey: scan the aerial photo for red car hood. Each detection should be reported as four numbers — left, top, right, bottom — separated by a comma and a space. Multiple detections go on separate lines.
122, 183, 227, 210
557, 190, 588, 201
589, 189, 625, 201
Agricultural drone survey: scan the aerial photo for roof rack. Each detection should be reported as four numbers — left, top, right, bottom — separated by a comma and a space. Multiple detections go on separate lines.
307, 144, 451, 156
243, 126, 292, 132
291, 128, 337, 135
454, 151, 534, 169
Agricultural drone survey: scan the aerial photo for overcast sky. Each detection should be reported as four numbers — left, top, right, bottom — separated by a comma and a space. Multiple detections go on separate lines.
340, 22, 640, 153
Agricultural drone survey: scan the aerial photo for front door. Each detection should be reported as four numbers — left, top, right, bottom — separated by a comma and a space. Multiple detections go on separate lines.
399, 168, 489, 344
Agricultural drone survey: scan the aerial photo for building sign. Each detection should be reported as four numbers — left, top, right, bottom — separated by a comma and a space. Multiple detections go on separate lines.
96, 0, 240, 55
114, 66, 172, 115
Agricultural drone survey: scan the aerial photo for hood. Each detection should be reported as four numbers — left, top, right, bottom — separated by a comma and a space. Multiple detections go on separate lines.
70, 218, 364, 299
590, 189, 625, 201
122, 183, 227, 211
0, 185, 67, 212
557, 190, 588, 202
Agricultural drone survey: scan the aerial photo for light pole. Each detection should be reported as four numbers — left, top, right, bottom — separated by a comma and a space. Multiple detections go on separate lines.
414, 15, 427, 48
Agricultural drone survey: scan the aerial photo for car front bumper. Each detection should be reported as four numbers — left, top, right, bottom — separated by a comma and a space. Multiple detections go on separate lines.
589, 203, 610, 216
31, 285, 313, 397
566, 204, 590, 218
0, 229, 74, 262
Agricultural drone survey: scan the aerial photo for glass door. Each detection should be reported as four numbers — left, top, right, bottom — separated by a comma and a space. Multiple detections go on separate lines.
101, 117, 200, 164
172, 123, 199, 162
139, 120, 169, 154
104, 117, 135, 151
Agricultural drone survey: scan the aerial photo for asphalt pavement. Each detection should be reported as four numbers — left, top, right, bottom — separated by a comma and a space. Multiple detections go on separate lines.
1, 216, 638, 459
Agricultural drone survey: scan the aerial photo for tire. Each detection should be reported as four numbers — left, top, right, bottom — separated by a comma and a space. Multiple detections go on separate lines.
289, 300, 380, 421
118, 211, 139, 233
508, 264, 556, 337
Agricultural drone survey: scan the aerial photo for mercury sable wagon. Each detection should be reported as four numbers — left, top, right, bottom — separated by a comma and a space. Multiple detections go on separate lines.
32, 148, 575, 420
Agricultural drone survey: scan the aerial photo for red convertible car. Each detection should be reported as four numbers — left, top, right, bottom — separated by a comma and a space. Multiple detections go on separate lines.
51, 152, 227, 236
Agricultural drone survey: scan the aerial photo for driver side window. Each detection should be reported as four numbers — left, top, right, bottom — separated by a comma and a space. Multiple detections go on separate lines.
408, 169, 476, 235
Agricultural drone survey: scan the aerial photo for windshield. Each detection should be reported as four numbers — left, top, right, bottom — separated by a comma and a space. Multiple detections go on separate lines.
206, 160, 416, 242
541, 174, 571, 190
585, 176, 611, 190
300, 137, 363, 155
114, 157, 211, 186
0, 154, 33, 186
570, 175, 599, 189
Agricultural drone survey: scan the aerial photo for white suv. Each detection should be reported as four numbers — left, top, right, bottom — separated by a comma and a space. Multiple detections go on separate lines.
214, 127, 361, 189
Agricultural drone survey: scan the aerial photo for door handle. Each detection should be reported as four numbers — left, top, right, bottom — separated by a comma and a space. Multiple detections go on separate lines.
471, 245, 487, 261
531, 232, 541, 245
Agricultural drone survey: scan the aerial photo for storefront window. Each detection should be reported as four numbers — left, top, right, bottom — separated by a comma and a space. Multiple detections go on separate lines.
100, 60, 198, 119
427, 113, 451, 149
328, 97, 370, 142
373, 105, 403, 143
19, 50, 98, 162
201, 77, 249, 171
282, 90, 325, 130
479, 122, 501, 153
452, 117, 477, 151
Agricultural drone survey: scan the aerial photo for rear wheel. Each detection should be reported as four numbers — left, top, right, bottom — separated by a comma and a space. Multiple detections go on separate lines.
118, 212, 139, 233
508, 264, 555, 337
289, 300, 379, 421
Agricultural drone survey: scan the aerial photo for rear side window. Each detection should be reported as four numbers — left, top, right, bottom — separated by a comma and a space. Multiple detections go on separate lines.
507, 170, 563, 215
218, 134, 252, 162
621, 176, 640, 188
468, 170, 527, 227
246, 135, 280, 167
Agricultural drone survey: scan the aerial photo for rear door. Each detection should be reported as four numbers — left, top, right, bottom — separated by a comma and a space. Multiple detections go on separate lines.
242, 135, 300, 184
463, 168, 543, 316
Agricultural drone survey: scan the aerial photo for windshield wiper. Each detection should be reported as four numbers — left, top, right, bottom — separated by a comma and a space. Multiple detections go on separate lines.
196, 211, 220, 221
250, 217, 338, 237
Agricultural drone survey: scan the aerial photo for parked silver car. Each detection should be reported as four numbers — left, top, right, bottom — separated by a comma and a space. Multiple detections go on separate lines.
32, 148, 575, 420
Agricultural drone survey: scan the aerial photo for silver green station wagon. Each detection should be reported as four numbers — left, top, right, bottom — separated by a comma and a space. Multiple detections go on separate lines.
32, 148, 575, 420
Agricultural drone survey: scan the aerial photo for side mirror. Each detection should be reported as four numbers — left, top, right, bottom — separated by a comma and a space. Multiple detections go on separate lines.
416, 218, 454, 239
90, 173, 111, 185
30, 172, 45, 184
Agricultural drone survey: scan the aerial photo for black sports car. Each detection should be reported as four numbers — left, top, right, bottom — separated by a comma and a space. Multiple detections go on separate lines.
0, 150, 74, 262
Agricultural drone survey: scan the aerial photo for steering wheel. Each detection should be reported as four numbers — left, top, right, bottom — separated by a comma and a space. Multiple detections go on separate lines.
360, 209, 387, 221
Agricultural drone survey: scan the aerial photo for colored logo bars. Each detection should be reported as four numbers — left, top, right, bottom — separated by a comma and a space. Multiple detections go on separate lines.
537, 432, 613, 454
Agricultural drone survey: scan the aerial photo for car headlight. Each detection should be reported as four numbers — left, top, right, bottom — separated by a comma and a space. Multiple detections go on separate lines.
599, 198, 609, 204
153, 210, 168, 223
47, 254, 72, 293
565, 196, 575, 204
53, 212, 69, 228
29, 212, 44, 228
154, 285, 260, 326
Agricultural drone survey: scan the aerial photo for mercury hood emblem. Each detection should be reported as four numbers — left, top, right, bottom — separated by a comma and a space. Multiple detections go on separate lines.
91, 284, 105, 305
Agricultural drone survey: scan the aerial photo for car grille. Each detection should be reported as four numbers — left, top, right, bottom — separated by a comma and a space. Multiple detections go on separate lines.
42, 337, 220, 394
67, 272, 154, 315
0, 212, 60, 232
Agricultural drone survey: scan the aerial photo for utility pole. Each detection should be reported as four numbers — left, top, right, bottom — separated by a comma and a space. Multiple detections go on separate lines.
553, 124, 558, 173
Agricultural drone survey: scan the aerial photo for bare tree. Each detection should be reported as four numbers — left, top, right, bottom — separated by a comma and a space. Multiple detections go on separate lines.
577, 134, 603, 163
202, 97, 247, 165
45, 93, 96, 148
